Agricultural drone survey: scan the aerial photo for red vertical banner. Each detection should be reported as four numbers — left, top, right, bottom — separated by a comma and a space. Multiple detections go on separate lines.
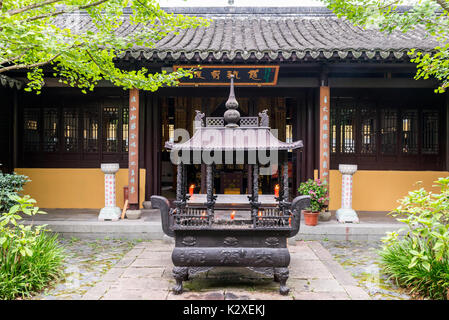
128, 88, 139, 207
319, 86, 330, 183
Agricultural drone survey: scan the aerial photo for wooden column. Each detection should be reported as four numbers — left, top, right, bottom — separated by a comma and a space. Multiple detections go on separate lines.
128, 88, 140, 209
306, 88, 315, 180
319, 73, 330, 183
292, 97, 303, 196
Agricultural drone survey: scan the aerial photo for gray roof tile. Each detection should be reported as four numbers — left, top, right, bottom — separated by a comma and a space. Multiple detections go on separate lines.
54, 8, 439, 61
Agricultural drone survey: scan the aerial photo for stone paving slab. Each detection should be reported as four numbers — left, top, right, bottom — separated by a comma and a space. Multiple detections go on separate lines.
82, 240, 371, 300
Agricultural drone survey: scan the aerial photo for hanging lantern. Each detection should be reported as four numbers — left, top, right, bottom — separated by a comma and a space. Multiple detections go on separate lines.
189, 184, 195, 196
274, 184, 280, 197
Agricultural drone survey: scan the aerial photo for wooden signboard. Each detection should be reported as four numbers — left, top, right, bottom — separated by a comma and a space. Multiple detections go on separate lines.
319, 86, 330, 183
173, 65, 279, 86
128, 88, 139, 207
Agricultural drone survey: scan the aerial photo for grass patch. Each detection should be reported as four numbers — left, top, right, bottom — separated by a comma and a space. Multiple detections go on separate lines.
379, 237, 449, 300
0, 232, 66, 300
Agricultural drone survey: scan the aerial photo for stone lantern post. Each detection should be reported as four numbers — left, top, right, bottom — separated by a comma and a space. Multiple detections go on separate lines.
98, 163, 121, 221
336, 164, 359, 223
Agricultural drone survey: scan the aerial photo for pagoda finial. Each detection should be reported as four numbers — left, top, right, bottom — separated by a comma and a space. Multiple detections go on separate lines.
224, 75, 240, 128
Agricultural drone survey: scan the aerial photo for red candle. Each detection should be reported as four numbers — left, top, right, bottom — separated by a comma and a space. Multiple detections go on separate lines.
230, 210, 235, 220
189, 184, 195, 196
258, 211, 262, 220
274, 184, 280, 197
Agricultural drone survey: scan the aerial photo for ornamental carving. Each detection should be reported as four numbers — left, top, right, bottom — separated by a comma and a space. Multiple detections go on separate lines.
181, 236, 196, 246
265, 237, 280, 247
179, 250, 206, 264
255, 252, 273, 265
220, 249, 246, 264
223, 237, 239, 247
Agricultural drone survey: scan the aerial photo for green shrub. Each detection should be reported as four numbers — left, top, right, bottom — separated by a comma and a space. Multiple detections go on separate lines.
0, 173, 29, 212
0, 195, 65, 300
379, 177, 449, 300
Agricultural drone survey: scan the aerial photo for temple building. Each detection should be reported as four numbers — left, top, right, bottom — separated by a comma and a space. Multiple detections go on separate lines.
1, 6, 448, 212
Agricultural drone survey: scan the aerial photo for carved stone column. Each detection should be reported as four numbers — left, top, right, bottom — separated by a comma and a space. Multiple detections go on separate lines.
336, 164, 359, 223
98, 163, 121, 221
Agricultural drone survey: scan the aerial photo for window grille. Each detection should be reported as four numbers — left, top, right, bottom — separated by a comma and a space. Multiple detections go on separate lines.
23, 108, 40, 152
339, 107, 355, 154
63, 108, 78, 152
43, 108, 59, 152
103, 107, 119, 152
401, 110, 418, 154
83, 109, 99, 152
422, 110, 439, 154
380, 109, 397, 155
360, 108, 376, 154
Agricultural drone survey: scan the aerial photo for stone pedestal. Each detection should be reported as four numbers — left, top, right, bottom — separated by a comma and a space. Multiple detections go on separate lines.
336, 164, 359, 223
98, 163, 121, 221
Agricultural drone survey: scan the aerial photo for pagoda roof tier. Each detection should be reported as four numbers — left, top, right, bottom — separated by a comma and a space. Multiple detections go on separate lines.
165, 126, 303, 152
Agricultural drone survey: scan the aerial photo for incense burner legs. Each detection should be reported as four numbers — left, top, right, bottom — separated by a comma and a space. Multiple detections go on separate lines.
274, 267, 290, 295
172, 266, 189, 295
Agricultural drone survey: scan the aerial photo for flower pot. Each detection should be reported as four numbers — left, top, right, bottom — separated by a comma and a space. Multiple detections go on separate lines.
319, 210, 331, 222
303, 210, 320, 226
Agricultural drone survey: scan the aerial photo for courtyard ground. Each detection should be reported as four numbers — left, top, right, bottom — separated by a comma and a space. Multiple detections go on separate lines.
27, 238, 411, 300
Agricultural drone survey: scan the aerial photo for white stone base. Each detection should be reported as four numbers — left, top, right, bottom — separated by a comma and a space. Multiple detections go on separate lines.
98, 206, 122, 221
336, 208, 359, 223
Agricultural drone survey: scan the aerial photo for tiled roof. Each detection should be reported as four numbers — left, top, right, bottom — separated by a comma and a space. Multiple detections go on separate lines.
55, 7, 439, 62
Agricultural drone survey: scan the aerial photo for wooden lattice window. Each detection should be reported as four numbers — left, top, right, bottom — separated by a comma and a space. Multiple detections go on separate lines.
63, 108, 78, 152
380, 109, 397, 155
401, 109, 418, 154
23, 108, 40, 152
360, 108, 376, 154
43, 108, 59, 152
83, 108, 99, 153
103, 107, 119, 152
422, 110, 439, 154
339, 107, 355, 154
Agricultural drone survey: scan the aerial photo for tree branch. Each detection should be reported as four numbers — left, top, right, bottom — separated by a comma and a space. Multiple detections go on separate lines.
26, 0, 109, 22
7, 0, 63, 16
0, 54, 25, 66
0, 53, 61, 73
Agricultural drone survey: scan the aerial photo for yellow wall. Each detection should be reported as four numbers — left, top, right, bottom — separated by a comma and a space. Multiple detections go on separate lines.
15, 168, 146, 209
13, 168, 449, 212
326, 170, 449, 212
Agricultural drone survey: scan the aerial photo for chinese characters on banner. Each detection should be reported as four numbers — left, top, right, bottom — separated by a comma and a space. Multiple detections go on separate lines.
128, 89, 139, 206
319, 86, 330, 183
172, 65, 279, 86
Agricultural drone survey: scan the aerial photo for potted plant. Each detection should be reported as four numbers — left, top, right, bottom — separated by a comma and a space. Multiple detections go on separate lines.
298, 179, 330, 226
